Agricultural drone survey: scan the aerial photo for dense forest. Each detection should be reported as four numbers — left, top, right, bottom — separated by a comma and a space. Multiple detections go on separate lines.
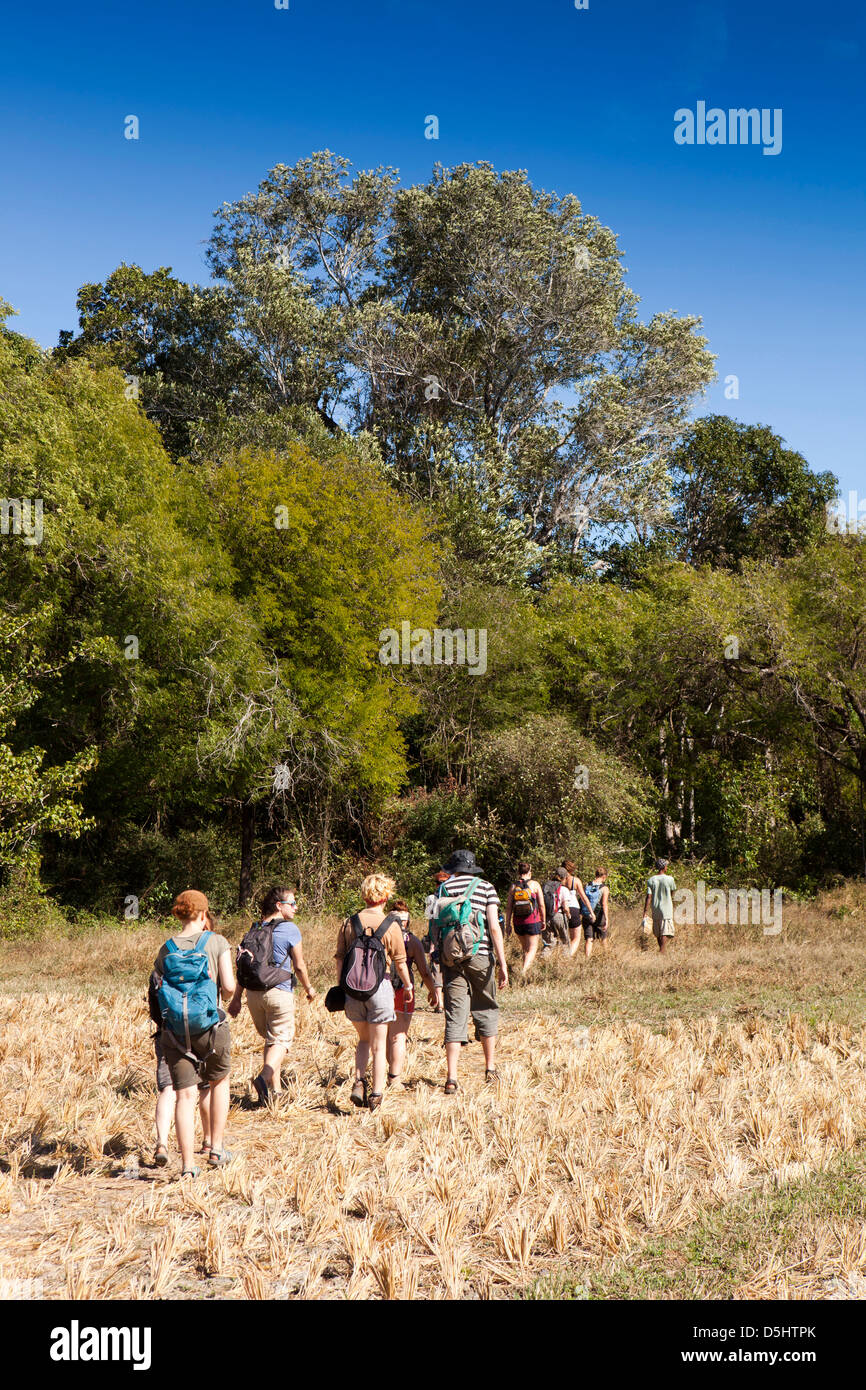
1, 152, 862, 927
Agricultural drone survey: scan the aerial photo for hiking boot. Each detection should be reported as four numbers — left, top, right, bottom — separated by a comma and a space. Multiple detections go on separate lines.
252, 1075, 269, 1107
350, 1078, 368, 1108
367, 1092, 383, 1112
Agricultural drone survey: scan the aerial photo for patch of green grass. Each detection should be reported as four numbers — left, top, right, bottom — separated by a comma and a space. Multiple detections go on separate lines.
570, 1149, 866, 1301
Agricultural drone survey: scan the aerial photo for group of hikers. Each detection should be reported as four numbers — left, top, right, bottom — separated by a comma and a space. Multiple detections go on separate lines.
148, 850, 678, 1177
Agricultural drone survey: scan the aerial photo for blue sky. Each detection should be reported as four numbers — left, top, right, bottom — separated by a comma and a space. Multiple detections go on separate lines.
1, 0, 863, 495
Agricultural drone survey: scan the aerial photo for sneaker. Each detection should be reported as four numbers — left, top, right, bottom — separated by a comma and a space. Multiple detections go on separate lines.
252, 1075, 269, 1107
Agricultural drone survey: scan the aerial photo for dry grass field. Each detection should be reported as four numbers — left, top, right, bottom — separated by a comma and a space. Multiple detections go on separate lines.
2, 884, 866, 1301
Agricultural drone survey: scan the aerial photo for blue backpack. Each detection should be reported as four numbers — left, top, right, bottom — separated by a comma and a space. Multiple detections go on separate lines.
583, 881, 604, 923
157, 931, 220, 1048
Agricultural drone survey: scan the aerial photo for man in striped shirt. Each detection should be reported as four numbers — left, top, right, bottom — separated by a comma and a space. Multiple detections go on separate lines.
432, 849, 509, 1094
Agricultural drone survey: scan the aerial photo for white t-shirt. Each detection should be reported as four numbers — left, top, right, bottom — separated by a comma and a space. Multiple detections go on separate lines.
561, 877, 579, 910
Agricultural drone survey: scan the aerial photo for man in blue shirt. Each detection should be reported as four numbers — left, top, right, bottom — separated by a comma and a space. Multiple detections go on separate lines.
229, 885, 316, 1102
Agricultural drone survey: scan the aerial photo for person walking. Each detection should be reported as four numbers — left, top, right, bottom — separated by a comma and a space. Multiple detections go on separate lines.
643, 858, 677, 952
432, 849, 509, 1094
152, 890, 236, 1178
580, 867, 610, 959
335, 873, 414, 1112
559, 860, 595, 957
504, 861, 546, 975
386, 900, 439, 1087
423, 870, 449, 1011
229, 886, 316, 1104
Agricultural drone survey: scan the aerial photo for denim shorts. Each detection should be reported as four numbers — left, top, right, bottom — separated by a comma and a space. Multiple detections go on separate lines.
344, 976, 396, 1026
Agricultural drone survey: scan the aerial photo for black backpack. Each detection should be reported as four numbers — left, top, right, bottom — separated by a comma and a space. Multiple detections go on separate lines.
236, 920, 294, 992
340, 913, 399, 1000
542, 879, 559, 923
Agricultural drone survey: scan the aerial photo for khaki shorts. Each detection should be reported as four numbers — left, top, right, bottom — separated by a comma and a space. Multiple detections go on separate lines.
443, 953, 498, 1043
653, 916, 675, 940
246, 987, 296, 1046
344, 977, 396, 1026
160, 1019, 231, 1092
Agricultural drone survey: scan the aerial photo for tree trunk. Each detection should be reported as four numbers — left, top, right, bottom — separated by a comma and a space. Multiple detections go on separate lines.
239, 800, 255, 910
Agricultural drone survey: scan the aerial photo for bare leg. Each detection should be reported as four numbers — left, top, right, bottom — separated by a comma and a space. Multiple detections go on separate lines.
481, 1036, 496, 1070
174, 1085, 197, 1172
585, 936, 593, 959
387, 1014, 411, 1080
521, 934, 540, 974
155, 1086, 175, 1148
260, 1043, 287, 1093
658, 934, 667, 954
353, 1021, 371, 1084
445, 1040, 462, 1084
369, 1022, 389, 1096
208, 1075, 230, 1154
198, 1087, 211, 1148
568, 926, 581, 958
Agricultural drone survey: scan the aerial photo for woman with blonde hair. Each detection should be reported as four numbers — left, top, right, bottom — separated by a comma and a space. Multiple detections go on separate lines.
334, 872, 413, 1111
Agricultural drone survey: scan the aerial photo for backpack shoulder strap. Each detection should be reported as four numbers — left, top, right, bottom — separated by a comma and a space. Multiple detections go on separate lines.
196, 930, 212, 953
349, 913, 365, 940
374, 912, 399, 940
164, 938, 179, 955
463, 876, 482, 901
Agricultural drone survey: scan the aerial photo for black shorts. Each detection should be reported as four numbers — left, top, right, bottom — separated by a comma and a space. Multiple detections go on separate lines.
513, 919, 543, 937
568, 907, 583, 934
583, 914, 608, 940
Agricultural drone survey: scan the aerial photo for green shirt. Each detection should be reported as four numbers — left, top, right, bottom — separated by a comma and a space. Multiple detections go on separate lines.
647, 874, 677, 922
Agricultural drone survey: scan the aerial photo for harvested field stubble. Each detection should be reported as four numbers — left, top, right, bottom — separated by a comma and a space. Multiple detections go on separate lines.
2, 919, 866, 1299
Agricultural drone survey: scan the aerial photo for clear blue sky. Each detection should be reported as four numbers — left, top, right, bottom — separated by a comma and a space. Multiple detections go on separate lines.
1, 0, 864, 494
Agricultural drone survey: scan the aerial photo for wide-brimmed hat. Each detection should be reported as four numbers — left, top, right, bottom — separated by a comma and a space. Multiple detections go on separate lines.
442, 849, 482, 875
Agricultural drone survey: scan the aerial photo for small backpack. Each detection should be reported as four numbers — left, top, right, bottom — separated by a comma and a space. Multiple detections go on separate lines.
341, 913, 398, 1000
156, 931, 220, 1049
236, 920, 293, 992
512, 882, 534, 921
583, 881, 604, 924
542, 879, 559, 923
437, 876, 486, 967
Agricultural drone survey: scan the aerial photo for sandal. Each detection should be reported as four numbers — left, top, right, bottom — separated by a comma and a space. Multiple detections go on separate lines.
485, 1069, 500, 1084
154, 1143, 169, 1168
180, 1167, 199, 1180
207, 1148, 234, 1168
444, 1079, 459, 1096
367, 1092, 383, 1112
350, 1079, 368, 1108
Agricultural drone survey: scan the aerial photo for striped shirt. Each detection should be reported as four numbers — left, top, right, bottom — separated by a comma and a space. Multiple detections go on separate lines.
432, 873, 500, 955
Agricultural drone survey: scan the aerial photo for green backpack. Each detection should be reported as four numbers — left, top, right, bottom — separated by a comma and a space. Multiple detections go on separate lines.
437, 876, 486, 966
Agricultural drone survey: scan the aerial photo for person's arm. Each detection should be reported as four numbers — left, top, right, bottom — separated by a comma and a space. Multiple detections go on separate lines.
533, 881, 546, 925
411, 936, 438, 1006
642, 889, 652, 922
575, 877, 593, 914
487, 902, 508, 988
217, 947, 236, 1005
601, 886, 610, 922
504, 887, 514, 934
289, 941, 316, 1002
